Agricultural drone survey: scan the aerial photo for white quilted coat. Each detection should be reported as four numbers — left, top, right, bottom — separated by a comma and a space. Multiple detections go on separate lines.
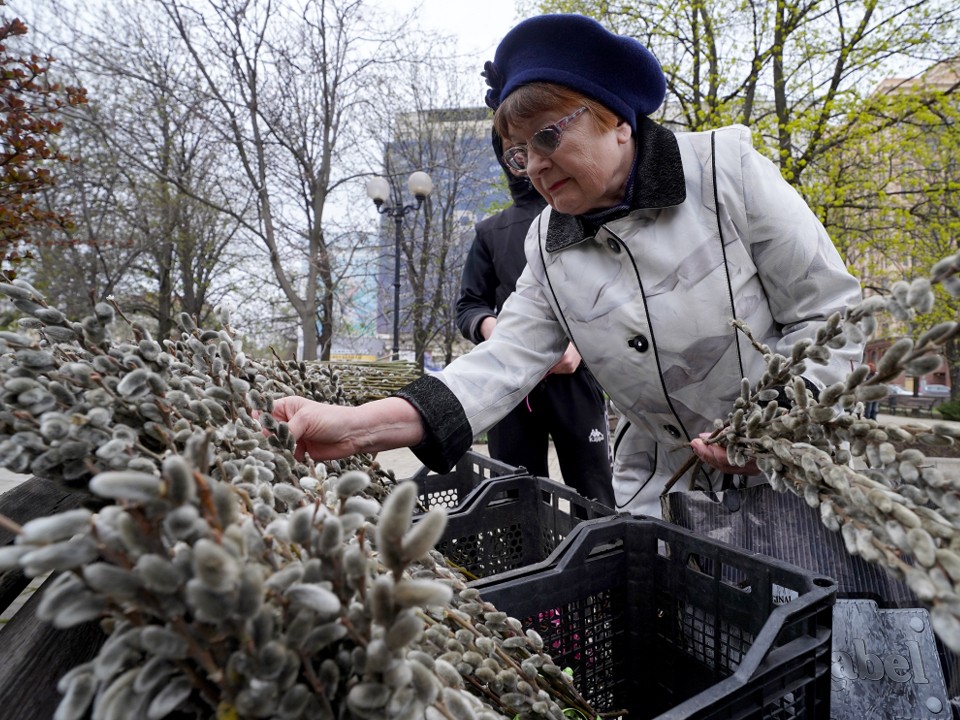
406, 123, 863, 517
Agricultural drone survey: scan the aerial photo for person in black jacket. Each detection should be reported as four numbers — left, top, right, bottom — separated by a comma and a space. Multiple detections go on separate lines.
455, 130, 614, 507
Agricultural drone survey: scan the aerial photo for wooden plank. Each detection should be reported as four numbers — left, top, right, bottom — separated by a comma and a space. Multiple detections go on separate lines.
0, 476, 89, 613
0, 476, 89, 544
0, 573, 105, 720
0, 567, 30, 615
0, 481, 106, 717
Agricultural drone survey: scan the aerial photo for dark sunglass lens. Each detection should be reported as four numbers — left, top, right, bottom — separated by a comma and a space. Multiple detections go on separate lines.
531, 127, 562, 154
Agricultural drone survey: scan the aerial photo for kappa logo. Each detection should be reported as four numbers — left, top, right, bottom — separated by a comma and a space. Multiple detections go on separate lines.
588, 428, 605, 443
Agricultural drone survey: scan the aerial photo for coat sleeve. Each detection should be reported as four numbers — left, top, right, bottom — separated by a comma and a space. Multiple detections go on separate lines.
396, 213, 567, 471
731, 127, 864, 389
455, 229, 498, 344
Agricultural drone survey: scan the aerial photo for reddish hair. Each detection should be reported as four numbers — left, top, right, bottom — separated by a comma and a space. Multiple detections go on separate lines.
493, 83, 620, 143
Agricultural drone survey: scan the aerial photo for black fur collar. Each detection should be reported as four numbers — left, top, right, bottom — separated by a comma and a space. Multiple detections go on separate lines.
544, 116, 686, 252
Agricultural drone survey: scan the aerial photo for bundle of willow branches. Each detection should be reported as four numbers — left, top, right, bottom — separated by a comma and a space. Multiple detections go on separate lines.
0, 283, 595, 720
703, 253, 960, 652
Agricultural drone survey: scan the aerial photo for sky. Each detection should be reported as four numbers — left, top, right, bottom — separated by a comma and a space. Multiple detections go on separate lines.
346, 0, 527, 223
383, 0, 525, 64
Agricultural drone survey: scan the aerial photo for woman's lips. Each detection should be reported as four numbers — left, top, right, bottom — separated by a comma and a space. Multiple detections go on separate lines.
547, 178, 568, 193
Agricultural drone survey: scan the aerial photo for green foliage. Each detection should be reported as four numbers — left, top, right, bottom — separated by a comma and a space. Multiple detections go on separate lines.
935, 399, 960, 421
485, 168, 512, 216
814, 65, 960, 388
535, 0, 959, 187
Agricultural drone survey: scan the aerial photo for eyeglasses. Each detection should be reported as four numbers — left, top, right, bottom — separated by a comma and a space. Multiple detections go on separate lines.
502, 106, 587, 175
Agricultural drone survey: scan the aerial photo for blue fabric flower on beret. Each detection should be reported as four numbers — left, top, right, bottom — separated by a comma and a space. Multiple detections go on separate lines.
481, 61, 502, 110
482, 14, 666, 132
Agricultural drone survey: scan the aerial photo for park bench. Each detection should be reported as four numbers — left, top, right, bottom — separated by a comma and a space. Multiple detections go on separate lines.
0, 476, 105, 720
882, 394, 943, 417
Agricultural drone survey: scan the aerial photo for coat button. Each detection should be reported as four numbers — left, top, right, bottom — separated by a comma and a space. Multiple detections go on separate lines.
606, 237, 621, 253
627, 334, 649, 352
664, 424, 681, 439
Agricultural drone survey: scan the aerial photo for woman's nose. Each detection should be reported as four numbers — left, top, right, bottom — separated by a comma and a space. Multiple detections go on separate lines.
525, 149, 551, 177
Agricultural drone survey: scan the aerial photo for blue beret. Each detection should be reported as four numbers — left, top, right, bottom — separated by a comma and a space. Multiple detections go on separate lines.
483, 14, 665, 131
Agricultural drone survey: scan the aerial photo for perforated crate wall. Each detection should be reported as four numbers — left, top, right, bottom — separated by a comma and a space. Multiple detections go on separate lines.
408, 450, 523, 511
429, 475, 614, 582
473, 516, 835, 720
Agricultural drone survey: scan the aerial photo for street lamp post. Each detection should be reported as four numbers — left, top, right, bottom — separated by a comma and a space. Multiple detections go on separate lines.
365, 171, 433, 361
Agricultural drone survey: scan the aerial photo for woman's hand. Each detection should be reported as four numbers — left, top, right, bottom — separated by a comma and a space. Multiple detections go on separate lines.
547, 343, 582, 375
271, 397, 359, 461
690, 433, 761, 476
270, 396, 425, 462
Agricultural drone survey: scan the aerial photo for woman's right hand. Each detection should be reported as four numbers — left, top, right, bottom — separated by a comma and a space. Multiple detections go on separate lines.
270, 397, 359, 461
270, 396, 425, 462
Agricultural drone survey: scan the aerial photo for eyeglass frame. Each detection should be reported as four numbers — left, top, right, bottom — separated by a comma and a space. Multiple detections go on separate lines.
501, 106, 588, 175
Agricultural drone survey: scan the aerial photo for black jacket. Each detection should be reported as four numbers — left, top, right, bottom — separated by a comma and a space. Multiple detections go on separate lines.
456, 137, 547, 344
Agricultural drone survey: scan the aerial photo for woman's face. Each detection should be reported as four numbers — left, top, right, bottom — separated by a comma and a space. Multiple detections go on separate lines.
504, 108, 634, 215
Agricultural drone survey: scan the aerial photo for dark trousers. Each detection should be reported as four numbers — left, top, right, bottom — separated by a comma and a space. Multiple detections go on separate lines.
487, 366, 614, 507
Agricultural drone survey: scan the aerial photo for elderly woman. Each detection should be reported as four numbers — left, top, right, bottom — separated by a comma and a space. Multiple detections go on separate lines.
274, 14, 863, 517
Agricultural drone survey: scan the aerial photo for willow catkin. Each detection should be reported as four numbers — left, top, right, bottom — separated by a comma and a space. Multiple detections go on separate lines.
146, 676, 192, 720
89, 471, 161, 502
378, 481, 417, 540
394, 579, 454, 609
192, 539, 240, 593
317, 516, 343, 555
441, 687, 479, 720
21, 536, 99, 576
285, 584, 341, 619
916, 321, 960, 349
18, 508, 92, 544
288, 506, 315, 547
49, 593, 110, 630
936, 549, 960, 583
133, 554, 183, 595
877, 338, 914, 376
336, 470, 371, 498
162, 455, 196, 505
402, 509, 448, 564
905, 355, 947, 377
54, 671, 97, 720
343, 496, 381, 518
92, 668, 140, 720
82, 563, 142, 598
907, 528, 939, 568
385, 609, 424, 651
300, 622, 348, 655
138, 626, 189, 661
0, 282, 39, 301
377, 481, 419, 575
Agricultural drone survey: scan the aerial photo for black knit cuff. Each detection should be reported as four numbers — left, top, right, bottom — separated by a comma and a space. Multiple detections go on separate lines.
393, 375, 474, 473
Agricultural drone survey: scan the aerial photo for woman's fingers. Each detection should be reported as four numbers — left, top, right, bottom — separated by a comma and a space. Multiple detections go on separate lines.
690, 435, 761, 476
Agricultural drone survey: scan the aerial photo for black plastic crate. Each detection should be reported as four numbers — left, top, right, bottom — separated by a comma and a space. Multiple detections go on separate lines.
432, 474, 615, 582
472, 515, 836, 720
406, 450, 525, 511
